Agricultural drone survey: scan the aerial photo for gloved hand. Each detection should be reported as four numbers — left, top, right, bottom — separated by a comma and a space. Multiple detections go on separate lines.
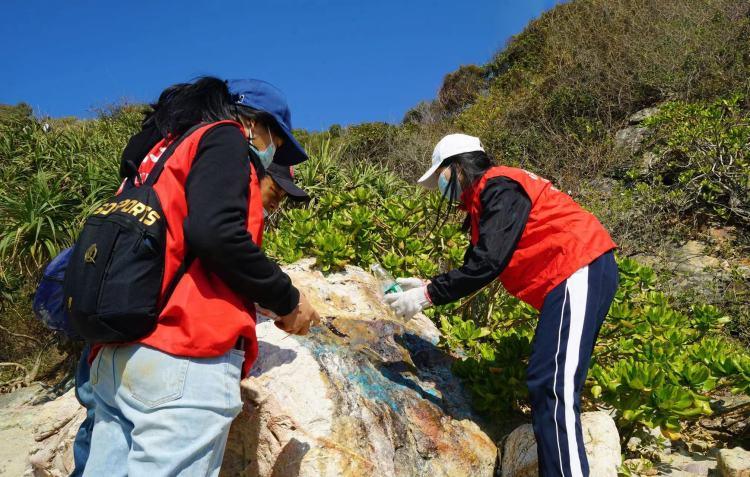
396, 277, 427, 291
383, 286, 432, 320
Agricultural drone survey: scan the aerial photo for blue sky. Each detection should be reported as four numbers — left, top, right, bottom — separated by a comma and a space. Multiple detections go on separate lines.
1, 0, 559, 131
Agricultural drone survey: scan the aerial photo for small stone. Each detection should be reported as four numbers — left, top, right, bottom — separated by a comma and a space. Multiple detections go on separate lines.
683, 461, 711, 476
718, 447, 750, 477
627, 435, 643, 452
628, 107, 661, 124
689, 440, 711, 453
657, 450, 717, 477
708, 227, 736, 245
640, 151, 659, 173
623, 458, 659, 476
615, 126, 649, 153
673, 241, 722, 275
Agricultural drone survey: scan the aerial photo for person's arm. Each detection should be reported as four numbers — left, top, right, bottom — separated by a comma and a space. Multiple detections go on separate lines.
119, 124, 163, 179
426, 177, 531, 306
183, 124, 300, 316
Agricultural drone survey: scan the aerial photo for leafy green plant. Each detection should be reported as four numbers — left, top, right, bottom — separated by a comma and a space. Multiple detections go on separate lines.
264, 136, 468, 278
638, 95, 750, 230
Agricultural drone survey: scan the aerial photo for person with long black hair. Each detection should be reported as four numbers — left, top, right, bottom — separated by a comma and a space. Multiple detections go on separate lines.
385, 133, 618, 477
80, 77, 319, 477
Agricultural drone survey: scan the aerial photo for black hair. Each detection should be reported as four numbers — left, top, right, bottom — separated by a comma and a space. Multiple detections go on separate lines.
142, 83, 188, 129
431, 149, 495, 233
448, 150, 494, 189
149, 76, 281, 139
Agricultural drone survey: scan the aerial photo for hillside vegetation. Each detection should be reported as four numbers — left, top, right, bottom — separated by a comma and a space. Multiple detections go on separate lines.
1, 0, 749, 460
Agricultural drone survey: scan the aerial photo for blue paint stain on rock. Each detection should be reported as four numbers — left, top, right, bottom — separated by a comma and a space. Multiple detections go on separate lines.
345, 365, 402, 412
304, 320, 476, 419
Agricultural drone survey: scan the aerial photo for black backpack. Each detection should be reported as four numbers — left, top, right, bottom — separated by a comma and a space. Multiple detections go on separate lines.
64, 125, 200, 343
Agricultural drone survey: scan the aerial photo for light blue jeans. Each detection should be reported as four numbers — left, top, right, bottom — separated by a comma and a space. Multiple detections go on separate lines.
72, 344, 96, 477
82, 343, 244, 477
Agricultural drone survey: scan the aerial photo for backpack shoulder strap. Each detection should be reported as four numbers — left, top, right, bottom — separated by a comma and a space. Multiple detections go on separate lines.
144, 123, 205, 187
150, 121, 241, 312
158, 255, 195, 312
145, 121, 243, 187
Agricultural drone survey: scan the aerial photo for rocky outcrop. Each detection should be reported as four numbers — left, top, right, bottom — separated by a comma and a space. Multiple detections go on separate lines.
613, 106, 660, 154
500, 411, 621, 477
633, 239, 750, 294
614, 126, 649, 153
614, 105, 662, 174
1, 259, 497, 477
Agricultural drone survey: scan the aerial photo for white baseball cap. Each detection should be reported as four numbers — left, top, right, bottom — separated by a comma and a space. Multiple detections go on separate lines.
417, 134, 485, 189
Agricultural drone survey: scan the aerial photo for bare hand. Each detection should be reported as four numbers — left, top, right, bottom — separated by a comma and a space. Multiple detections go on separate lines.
275, 292, 320, 335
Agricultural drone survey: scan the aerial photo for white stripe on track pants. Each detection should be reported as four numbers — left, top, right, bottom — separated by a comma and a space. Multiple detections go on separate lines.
526, 251, 618, 477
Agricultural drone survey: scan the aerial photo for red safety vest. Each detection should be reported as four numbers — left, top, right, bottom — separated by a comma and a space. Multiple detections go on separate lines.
105, 120, 264, 377
460, 166, 616, 310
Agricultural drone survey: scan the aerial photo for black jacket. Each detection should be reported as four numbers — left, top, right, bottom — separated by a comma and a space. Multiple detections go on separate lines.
119, 123, 299, 316
427, 177, 532, 305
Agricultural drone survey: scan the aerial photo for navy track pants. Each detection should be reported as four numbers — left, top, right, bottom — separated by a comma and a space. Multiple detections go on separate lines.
526, 251, 618, 477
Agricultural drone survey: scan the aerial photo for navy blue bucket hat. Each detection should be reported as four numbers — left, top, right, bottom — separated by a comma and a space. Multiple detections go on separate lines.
226, 79, 308, 166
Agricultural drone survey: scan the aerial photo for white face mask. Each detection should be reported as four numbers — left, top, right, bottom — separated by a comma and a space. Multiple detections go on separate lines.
249, 126, 276, 169
438, 169, 462, 201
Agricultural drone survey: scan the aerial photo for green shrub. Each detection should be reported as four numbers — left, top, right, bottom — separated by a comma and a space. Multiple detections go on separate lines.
339, 122, 399, 163
265, 139, 466, 278
437, 65, 488, 117
0, 105, 140, 276
636, 95, 750, 233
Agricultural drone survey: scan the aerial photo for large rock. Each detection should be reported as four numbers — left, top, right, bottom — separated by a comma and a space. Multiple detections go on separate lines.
501, 411, 620, 477
718, 447, 750, 477
221, 259, 497, 476
1, 259, 497, 477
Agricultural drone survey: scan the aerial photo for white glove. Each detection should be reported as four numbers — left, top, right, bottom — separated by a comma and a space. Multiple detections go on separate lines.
396, 277, 427, 291
383, 286, 432, 320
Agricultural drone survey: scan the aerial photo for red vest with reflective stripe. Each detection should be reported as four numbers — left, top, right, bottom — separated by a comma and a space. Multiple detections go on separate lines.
133, 121, 263, 377
461, 166, 616, 310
